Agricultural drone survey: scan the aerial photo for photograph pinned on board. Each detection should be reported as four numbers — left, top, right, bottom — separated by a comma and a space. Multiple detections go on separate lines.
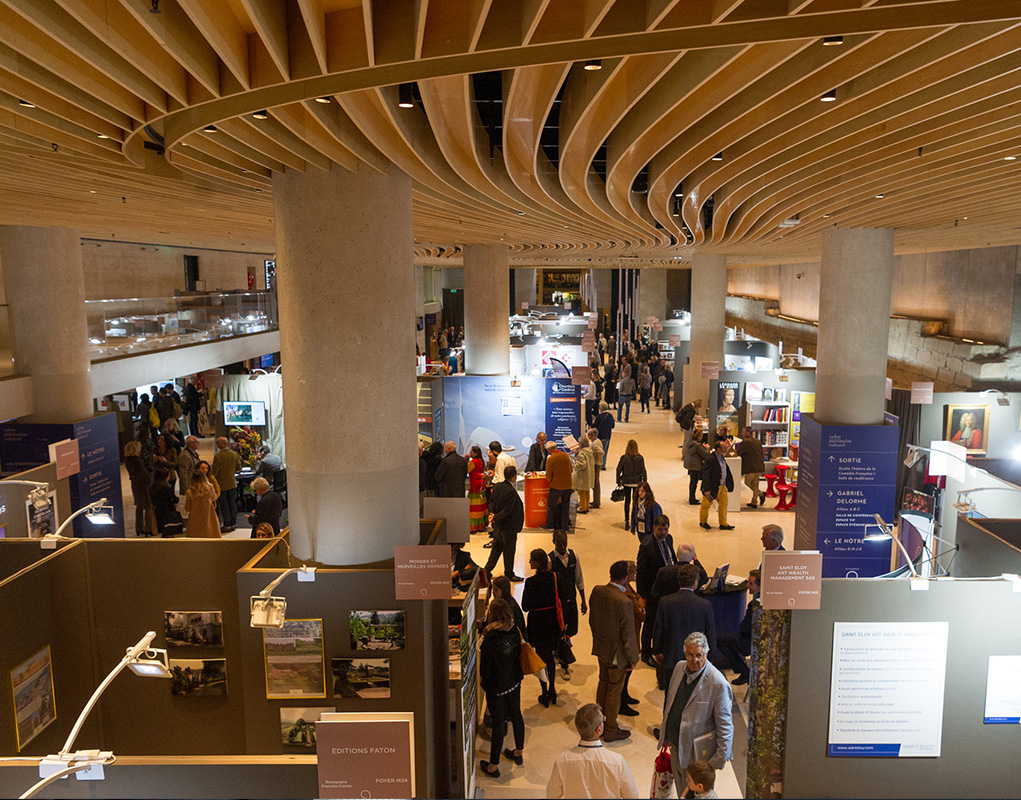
263, 619, 326, 699
350, 610, 406, 651
944, 404, 989, 455
169, 658, 228, 696
164, 611, 223, 647
332, 658, 391, 699
280, 706, 335, 747
11, 646, 56, 751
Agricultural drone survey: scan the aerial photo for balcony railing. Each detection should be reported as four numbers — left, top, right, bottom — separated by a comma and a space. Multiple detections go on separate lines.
85, 292, 278, 361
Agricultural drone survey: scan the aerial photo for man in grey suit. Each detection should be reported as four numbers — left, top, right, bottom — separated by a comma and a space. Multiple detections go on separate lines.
658, 631, 733, 795
588, 560, 640, 743
652, 564, 717, 689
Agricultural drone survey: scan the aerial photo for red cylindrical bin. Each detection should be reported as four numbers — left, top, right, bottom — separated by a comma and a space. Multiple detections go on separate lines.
524, 473, 549, 528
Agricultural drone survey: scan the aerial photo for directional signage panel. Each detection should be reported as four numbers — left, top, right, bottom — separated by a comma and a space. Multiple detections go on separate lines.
795, 416, 899, 578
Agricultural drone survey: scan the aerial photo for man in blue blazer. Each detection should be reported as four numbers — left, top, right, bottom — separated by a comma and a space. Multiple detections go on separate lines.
652, 564, 717, 689
636, 514, 675, 664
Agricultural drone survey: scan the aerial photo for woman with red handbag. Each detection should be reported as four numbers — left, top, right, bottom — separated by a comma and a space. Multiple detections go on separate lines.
521, 549, 563, 707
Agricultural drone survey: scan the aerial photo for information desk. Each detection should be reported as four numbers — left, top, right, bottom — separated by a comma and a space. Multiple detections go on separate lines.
700, 581, 748, 635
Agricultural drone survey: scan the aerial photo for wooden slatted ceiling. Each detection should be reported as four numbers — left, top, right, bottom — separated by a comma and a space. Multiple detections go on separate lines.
0, 0, 1020, 262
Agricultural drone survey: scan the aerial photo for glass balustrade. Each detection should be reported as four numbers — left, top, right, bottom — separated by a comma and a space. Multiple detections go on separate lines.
85, 292, 277, 361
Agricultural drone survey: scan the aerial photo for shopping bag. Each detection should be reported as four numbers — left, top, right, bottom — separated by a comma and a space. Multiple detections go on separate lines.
650, 745, 675, 799
519, 629, 546, 675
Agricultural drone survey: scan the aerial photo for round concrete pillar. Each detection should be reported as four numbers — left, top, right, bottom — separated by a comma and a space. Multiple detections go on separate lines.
273, 163, 418, 565
685, 253, 727, 406
463, 244, 510, 376
0, 226, 92, 422
815, 227, 894, 425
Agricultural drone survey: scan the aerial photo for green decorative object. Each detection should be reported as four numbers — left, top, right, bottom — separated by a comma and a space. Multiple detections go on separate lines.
746, 607, 791, 800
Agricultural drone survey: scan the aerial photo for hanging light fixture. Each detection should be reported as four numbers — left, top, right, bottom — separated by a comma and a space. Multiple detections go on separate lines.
584, 60, 602, 71
252, 110, 268, 120
821, 89, 837, 102
398, 84, 415, 108
203, 124, 217, 133
822, 36, 844, 46
711, 152, 723, 162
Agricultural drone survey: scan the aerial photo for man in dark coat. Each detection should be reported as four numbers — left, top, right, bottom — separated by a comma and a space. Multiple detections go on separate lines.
484, 465, 525, 580
636, 514, 676, 664
735, 427, 766, 508
675, 398, 702, 430
525, 431, 548, 472
700, 440, 735, 531
653, 564, 717, 689
433, 441, 468, 497
712, 569, 760, 685
248, 476, 283, 536
183, 380, 201, 436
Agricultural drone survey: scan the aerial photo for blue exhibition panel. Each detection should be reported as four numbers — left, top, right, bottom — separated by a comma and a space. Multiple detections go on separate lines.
795, 415, 898, 577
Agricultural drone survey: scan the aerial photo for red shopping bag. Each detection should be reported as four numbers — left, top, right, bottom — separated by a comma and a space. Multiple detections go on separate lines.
650, 745, 674, 798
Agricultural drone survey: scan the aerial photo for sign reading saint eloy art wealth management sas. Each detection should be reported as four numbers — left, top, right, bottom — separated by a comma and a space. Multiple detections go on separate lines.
316, 712, 415, 799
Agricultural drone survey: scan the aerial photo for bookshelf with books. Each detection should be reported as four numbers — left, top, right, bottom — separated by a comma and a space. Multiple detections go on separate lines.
743, 401, 792, 456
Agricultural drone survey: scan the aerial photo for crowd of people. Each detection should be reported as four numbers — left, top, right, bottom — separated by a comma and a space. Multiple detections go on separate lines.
420, 391, 781, 797
124, 383, 285, 539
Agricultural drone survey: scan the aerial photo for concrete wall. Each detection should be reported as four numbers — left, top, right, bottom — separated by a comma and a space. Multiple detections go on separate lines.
728, 245, 1021, 346
638, 269, 668, 322
80, 240, 271, 300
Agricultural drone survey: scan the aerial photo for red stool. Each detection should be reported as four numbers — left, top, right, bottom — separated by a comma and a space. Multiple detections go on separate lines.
764, 474, 779, 498
775, 482, 791, 511
786, 482, 798, 510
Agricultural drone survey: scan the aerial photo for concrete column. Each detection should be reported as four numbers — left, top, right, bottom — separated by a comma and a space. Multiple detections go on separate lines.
591, 268, 611, 313
685, 254, 727, 405
639, 269, 667, 323
273, 163, 417, 565
514, 268, 537, 311
463, 244, 510, 376
815, 228, 894, 425
0, 226, 92, 422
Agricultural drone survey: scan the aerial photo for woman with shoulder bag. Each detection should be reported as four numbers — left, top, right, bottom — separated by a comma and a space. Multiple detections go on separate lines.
615, 439, 647, 531
479, 599, 526, 778
521, 549, 562, 707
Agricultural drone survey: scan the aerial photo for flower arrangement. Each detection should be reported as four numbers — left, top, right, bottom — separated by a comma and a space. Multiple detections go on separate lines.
229, 426, 262, 468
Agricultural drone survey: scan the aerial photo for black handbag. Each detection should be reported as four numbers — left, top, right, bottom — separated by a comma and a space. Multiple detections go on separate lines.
610, 486, 626, 502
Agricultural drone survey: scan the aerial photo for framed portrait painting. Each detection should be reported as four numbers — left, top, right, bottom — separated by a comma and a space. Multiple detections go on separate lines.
944, 404, 989, 455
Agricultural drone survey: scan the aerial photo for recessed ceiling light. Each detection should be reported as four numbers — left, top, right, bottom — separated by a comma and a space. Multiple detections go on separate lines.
398, 84, 414, 108
315, 97, 331, 104
252, 110, 268, 120
18, 99, 35, 108
875, 193, 884, 199
822, 36, 844, 46
823, 213, 830, 218
203, 125, 217, 133
711, 152, 723, 162
1005, 155, 1016, 161
821, 90, 837, 102
89, 190, 96, 194
584, 60, 602, 71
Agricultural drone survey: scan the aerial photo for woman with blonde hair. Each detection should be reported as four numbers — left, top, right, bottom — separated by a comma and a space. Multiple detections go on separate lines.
124, 440, 154, 536
184, 459, 221, 538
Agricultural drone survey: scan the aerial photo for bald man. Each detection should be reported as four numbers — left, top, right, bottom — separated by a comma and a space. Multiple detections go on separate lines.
434, 441, 469, 497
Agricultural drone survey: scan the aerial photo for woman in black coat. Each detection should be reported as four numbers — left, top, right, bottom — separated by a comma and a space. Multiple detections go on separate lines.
124, 441, 154, 536
479, 599, 525, 778
521, 549, 563, 707
616, 439, 648, 531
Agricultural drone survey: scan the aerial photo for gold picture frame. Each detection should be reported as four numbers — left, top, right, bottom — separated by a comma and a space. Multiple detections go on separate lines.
944, 404, 990, 455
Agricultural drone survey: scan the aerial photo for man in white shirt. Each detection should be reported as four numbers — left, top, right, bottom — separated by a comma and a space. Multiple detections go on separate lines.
547, 703, 639, 799
489, 440, 516, 484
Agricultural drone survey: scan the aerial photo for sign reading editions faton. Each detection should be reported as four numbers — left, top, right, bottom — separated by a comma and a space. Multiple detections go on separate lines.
317, 712, 415, 799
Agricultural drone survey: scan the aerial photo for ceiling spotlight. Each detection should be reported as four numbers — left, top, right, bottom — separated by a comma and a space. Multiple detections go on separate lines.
584, 60, 602, 71
314, 96, 331, 104
203, 124, 217, 133
97, 133, 109, 139
875, 193, 884, 199
822, 36, 844, 45
823, 213, 831, 218
821, 89, 837, 102
712, 152, 723, 162
252, 110, 268, 120
1005, 155, 1017, 161
398, 83, 415, 108
18, 99, 36, 108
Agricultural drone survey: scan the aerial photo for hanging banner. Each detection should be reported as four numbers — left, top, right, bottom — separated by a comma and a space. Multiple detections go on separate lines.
701, 361, 720, 380
760, 551, 823, 609
910, 382, 934, 404
571, 366, 591, 386
394, 545, 452, 600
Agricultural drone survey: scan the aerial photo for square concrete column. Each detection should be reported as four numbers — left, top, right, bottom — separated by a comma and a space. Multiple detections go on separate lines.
685, 254, 727, 406
638, 268, 667, 324
463, 244, 510, 376
815, 228, 895, 425
0, 226, 93, 422
273, 163, 417, 565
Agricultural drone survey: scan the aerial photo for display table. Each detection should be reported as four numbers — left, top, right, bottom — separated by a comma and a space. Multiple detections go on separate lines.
701, 583, 748, 635
523, 473, 549, 528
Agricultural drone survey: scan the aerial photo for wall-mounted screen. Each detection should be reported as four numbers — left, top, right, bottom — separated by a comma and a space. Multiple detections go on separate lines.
224, 401, 267, 426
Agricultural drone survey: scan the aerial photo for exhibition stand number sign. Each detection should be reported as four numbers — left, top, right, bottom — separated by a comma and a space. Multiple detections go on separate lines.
828, 622, 948, 757
316, 712, 415, 799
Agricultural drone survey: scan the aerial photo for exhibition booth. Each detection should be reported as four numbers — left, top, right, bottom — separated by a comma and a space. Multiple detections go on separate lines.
0, 519, 455, 799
